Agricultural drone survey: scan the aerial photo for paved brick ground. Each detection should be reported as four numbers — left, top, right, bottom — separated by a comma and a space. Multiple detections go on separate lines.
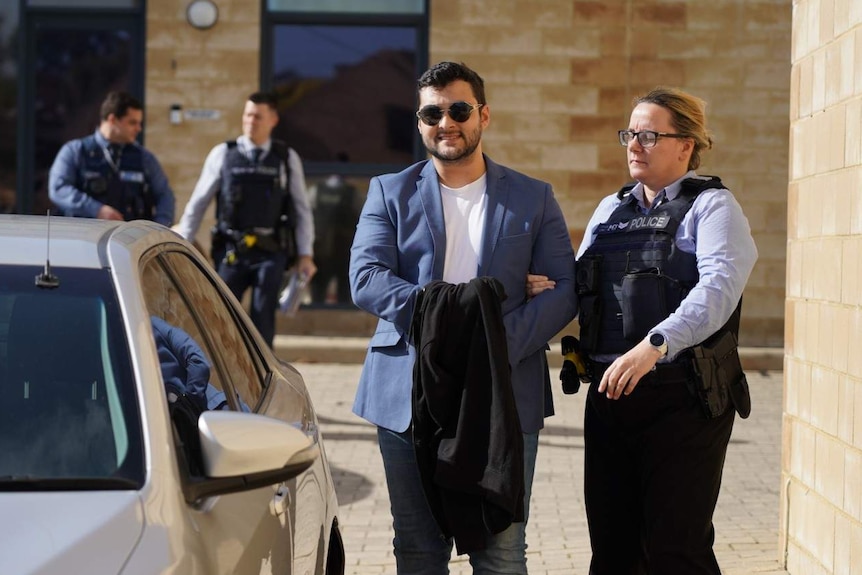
297, 363, 787, 575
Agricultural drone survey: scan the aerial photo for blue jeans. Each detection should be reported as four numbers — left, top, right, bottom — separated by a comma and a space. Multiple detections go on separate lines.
217, 249, 286, 348
378, 427, 539, 575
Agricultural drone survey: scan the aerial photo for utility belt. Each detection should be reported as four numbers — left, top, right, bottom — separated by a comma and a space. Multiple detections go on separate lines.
559, 331, 751, 420
211, 226, 284, 266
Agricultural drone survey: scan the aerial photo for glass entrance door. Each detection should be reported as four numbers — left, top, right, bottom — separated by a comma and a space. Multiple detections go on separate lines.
21, 12, 142, 214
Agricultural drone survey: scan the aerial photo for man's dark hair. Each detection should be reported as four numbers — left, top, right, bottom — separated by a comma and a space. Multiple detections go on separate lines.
248, 91, 279, 111
100, 91, 143, 121
417, 61, 486, 105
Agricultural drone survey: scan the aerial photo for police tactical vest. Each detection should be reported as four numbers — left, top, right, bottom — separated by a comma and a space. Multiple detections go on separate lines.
78, 136, 152, 221
217, 140, 293, 233
577, 176, 728, 355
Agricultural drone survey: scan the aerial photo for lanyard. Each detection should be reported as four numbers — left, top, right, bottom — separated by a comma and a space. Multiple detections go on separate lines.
102, 144, 122, 173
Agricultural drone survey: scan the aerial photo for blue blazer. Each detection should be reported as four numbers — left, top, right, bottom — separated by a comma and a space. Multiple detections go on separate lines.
349, 157, 577, 434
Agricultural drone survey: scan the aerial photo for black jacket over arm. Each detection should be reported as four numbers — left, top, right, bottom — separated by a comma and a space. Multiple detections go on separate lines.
411, 277, 524, 555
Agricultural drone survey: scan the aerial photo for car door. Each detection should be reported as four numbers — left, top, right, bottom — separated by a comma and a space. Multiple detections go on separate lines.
141, 248, 302, 574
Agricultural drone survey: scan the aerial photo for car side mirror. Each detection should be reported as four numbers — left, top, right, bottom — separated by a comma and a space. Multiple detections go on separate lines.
181, 411, 319, 503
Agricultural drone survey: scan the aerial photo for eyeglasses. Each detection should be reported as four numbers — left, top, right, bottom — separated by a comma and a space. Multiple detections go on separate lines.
618, 129, 688, 148
416, 102, 484, 126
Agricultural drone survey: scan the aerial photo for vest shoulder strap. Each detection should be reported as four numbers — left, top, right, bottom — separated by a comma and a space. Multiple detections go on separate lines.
615, 176, 724, 201
270, 138, 288, 161
269, 139, 294, 218
616, 182, 637, 200
269, 139, 293, 181
225, 139, 238, 149
679, 175, 723, 197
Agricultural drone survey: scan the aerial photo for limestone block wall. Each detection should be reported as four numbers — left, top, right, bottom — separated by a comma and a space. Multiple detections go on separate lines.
430, 0, 791, 346
144, 0, 261, 244
781, 1, 862, 573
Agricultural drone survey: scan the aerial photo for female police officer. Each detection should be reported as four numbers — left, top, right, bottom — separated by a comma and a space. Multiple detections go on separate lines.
533, 87, 757, 574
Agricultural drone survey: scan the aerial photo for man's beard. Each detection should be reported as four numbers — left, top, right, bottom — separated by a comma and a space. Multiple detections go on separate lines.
424, 126, 482, 164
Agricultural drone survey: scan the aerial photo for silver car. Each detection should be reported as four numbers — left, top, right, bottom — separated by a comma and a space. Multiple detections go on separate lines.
0, 215, 344, 575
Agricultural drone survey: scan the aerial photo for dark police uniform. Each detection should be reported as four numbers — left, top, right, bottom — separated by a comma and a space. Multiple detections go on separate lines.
48, 131, 175, 226
177, 136, 314, 348
211, 140, 296, 346
575, 174, 756, 575
79, 136, 153, 220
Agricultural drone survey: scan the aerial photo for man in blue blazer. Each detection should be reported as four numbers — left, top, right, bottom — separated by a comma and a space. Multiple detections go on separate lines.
349, 61, 577, 574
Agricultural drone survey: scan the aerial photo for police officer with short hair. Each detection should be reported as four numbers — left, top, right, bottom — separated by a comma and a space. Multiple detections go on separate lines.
49, 91, 175, 225
176, 91, 316, 348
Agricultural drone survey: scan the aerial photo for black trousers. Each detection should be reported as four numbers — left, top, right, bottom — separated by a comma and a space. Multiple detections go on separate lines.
216, 248, 287, 348
584, 375, 735, 575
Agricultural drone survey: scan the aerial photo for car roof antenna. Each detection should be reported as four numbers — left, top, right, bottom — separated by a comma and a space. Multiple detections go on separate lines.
35, 210, 60, 289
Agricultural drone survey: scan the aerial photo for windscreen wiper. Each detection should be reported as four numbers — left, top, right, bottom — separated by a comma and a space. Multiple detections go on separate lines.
0, 476, 139, 491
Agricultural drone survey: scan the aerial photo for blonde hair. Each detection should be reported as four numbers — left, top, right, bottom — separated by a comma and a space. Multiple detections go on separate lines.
634, 87, 713, 170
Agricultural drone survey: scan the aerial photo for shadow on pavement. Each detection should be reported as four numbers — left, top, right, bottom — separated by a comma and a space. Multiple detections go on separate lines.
330, 465, 376, 505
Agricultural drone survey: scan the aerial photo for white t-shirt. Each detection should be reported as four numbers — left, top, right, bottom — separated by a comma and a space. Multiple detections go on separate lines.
440, 174, 488, 284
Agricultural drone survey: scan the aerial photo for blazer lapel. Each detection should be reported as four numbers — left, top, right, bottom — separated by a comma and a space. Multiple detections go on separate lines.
417, 161, 446, 280
478, 157, 508, 277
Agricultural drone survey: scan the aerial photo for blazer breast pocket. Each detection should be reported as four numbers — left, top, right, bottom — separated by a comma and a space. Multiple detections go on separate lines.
495, 232, 533, 263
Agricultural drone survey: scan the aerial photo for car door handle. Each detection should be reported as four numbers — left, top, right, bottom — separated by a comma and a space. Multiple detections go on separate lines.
270, 484, 291, 518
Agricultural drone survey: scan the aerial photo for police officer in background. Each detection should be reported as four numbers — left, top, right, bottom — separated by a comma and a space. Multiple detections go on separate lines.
49, 91, 175, 225
176, 91, 316, 348
531, 87, 758, 574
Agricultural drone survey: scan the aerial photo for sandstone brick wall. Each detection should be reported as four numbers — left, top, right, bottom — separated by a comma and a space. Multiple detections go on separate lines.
142, 0, 791, 348
145, 0, 261, 246
782, 1, 862, 573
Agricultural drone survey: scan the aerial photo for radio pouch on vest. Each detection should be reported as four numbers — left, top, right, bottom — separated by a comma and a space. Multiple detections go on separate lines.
620, 268, 686, 342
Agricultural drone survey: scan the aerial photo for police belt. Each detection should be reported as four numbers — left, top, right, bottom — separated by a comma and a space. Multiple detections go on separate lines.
589, 360, 691, 386
222, 228, 281, 253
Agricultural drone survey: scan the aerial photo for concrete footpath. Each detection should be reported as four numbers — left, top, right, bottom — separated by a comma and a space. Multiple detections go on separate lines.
295, 362, 788, 575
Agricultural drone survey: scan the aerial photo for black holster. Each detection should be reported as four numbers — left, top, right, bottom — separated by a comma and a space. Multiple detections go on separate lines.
689, 329, 751, 419
210, 227, 227, 265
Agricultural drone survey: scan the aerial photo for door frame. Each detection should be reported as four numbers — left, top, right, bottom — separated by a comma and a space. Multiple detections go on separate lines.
17, 3, 145, 214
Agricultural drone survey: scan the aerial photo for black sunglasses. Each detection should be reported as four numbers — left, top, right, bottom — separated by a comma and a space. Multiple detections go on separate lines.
416, 102, 484, 126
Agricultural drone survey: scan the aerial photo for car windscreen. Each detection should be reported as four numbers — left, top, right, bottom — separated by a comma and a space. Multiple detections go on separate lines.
0, 265, 144, 490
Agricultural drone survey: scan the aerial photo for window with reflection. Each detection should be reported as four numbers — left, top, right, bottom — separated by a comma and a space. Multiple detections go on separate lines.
27, 0, 138, 6
265, 2, 427, 171
158, 251, 266, 410
269, 24, 419, 166
267, 0, 423, 14
0, 2, 18, 214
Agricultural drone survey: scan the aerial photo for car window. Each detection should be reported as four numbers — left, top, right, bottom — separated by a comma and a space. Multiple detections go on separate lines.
141, 256, 230, 410
147, 251, 266, 410
0, 265, 143, 487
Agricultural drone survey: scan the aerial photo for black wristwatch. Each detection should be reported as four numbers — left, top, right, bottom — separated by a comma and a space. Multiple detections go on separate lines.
648, 332, 668, 357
